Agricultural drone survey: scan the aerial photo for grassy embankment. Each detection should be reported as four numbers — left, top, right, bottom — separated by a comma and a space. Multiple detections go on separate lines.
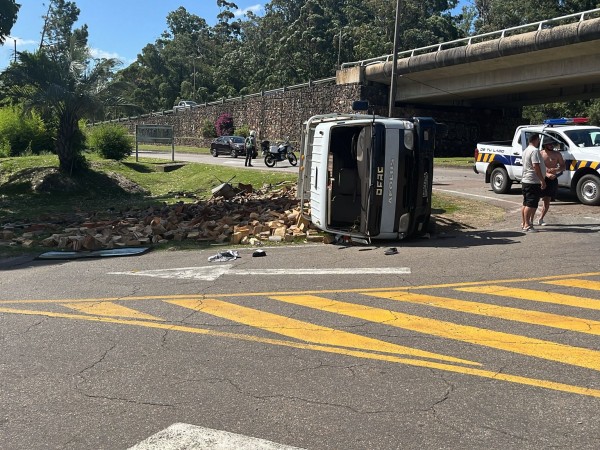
0, 150, 501, 256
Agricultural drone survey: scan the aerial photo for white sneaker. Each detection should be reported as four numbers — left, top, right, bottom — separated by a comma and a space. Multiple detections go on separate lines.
537, 219, 546, 226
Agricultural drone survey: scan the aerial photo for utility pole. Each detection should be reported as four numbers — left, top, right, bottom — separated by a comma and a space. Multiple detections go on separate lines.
388, 0, 401, 117
337, 29, 343, 69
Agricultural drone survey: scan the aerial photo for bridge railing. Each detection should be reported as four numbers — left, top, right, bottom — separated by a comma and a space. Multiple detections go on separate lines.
341, 8, 600, 69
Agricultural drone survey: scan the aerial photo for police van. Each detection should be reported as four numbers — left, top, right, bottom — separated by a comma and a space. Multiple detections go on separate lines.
473, 118, 600, 205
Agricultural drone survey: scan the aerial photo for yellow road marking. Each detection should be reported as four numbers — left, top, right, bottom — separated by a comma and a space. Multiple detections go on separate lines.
60, 301, 162, 321
3, 272, 600, 304
365, 291, 600, 335
1, 305, 599, 398
166, 299, 478, 366
545, 279, 600, 291
457, 286, 600, 311
270, 295, 600, 372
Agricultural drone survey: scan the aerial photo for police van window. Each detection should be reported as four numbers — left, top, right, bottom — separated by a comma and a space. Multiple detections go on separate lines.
547, 131, 567, 147
523, 131, 537, 149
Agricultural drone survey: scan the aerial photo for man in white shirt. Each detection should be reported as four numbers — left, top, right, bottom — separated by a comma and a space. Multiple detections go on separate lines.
520, 133, 546, 232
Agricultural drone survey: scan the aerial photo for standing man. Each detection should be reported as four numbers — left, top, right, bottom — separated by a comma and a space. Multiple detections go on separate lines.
537, 140, 565, 225
245, 130, 256, 167
521, 133, 546, 232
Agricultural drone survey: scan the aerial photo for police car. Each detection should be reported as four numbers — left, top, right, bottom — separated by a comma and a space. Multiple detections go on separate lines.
473, 118, 600, 205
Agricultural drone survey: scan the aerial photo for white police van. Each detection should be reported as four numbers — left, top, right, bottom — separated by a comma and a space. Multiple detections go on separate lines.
473, 118, 600, 205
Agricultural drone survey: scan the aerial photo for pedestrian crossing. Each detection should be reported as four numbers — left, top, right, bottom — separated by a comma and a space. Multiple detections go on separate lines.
1, 272, 600, 398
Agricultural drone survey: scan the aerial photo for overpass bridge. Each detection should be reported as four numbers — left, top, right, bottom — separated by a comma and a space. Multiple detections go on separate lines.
338, 9, 600, 108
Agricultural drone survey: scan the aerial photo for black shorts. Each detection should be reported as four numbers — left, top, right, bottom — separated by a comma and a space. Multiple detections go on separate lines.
522, 183, 541, 208
540, 177, 558, 200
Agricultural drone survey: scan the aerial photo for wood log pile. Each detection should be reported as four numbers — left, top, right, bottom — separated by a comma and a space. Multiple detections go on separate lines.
0, 182, 327, 252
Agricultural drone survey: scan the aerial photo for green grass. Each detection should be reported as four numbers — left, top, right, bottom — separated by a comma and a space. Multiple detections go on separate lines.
0, 153, 493, 258
434, 157, 474, 168
0, 153, 295, 221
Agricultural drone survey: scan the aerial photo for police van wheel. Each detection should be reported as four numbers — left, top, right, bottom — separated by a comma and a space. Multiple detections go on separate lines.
490, 167, 512, 194
576, 174, 600, 206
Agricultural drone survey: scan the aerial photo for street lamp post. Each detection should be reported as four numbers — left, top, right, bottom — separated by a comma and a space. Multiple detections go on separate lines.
388, 0, 401, 117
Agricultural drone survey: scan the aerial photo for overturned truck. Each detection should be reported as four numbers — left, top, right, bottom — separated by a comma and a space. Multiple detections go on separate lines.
298, 112, 442, 242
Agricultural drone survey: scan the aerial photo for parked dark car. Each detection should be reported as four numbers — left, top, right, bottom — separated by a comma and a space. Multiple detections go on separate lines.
210, 136, 248, 158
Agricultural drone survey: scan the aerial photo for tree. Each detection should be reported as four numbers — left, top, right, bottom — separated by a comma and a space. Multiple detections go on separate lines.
0, 0, 20, 44
1, 50, 124, 173
1, 0, 127, 173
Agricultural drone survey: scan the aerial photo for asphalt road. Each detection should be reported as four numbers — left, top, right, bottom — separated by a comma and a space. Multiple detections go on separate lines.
2, 155, 600, 449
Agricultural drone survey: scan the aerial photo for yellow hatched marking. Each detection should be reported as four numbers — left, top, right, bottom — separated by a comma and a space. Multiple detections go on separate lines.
545, 279, 600, 291
166, 298, 478, 366
61, 301, 162, 321
365, 291, 600, 335
591, 161, 600, 170
2, 306, 600, 398
457, 285, 600, 311
270, 294, 600, 372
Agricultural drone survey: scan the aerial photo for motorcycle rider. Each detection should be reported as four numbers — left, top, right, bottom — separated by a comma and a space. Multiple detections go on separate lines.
245, 130, 256, 167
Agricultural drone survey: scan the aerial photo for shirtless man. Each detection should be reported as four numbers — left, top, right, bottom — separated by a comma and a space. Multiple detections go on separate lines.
537, 140, 566, 226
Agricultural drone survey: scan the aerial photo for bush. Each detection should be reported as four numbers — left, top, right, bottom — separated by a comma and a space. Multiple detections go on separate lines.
86, 123, 133, 161
0, 106, 52, 157
200, 118, 216, 138
215, 113, 234, 136
236, 124, 250, 137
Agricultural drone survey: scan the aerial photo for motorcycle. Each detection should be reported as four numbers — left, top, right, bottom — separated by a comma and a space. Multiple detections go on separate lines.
263, 138, 298, 167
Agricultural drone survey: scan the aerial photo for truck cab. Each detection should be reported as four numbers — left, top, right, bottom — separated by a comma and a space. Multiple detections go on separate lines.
298, 113, 440, 241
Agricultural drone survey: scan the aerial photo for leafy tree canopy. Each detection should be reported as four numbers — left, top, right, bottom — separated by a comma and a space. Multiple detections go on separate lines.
0, 0, 20, 44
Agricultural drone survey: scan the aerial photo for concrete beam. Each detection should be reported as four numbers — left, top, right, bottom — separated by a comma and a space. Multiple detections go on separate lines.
360, 17, 600, 107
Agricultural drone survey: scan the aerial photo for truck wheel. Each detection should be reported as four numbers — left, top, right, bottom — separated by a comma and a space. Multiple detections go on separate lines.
576, 174, 600, 206
230, 149, 238, 158
490, 167, 512, 194
264, 154, 276, 168
211, 148, 218, 157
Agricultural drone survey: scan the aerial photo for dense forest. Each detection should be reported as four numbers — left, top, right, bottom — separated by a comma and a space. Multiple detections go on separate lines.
115, 0, 600, 116
2, 0, 600, 115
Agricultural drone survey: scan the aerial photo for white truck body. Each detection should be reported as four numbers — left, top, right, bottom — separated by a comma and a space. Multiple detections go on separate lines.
474, 123, 600, 205
298, 113, 440, 241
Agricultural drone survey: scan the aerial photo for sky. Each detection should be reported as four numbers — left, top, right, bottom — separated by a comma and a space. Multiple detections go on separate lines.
2, 1, 468, 72
0, 1, 265, 70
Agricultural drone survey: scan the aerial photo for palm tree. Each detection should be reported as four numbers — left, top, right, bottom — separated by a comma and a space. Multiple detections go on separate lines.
1, 47, 126, 174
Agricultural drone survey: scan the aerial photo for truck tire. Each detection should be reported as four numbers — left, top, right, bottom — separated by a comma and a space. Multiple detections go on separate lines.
230, 148, 238, 158
211, 148, 218, 157
490, 167, 512, 194
576, 174, 600, 206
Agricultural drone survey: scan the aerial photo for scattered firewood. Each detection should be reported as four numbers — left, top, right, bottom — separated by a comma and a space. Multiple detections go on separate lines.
1, 182, 323, 251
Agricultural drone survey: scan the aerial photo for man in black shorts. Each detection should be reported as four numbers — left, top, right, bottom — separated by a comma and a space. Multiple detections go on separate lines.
520, 134, 546, 232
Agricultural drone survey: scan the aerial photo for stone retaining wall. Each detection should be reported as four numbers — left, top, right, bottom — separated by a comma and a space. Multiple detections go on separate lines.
114, 81, 522, 156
